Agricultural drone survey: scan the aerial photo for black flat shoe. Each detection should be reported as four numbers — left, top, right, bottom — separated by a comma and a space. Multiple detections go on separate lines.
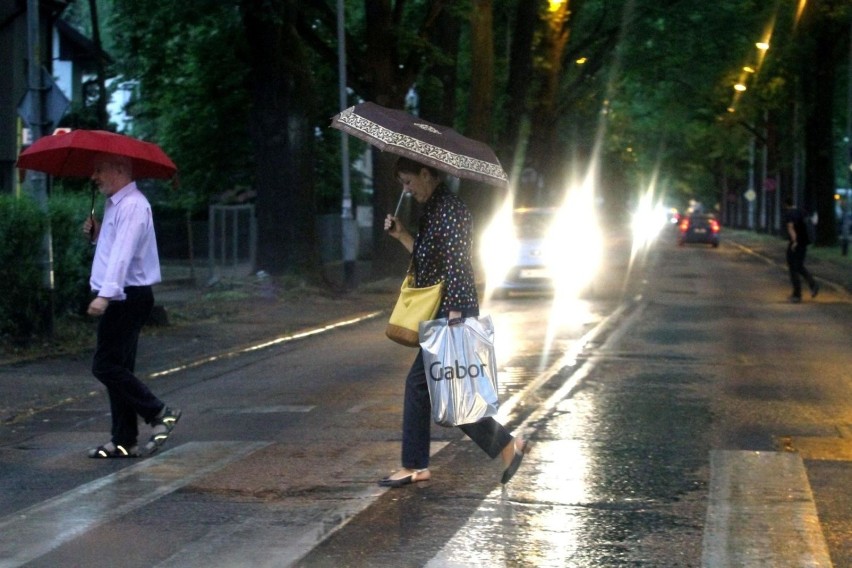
501, 439, 530, 484
378, 469, 430, 488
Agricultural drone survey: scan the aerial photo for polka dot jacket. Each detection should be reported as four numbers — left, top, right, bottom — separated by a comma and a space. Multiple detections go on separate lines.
411, 184, 479, 319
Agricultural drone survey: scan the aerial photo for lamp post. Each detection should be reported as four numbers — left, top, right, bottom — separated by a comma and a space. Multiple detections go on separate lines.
26, 0, 55, 335
337, 0, 358, 288
760, 111, 768, 231
844, 17, 851, 255
746, 137, 756, 229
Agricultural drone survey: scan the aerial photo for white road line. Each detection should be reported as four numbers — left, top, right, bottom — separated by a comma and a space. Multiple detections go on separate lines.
495, 300, 634, 424
0, 441, 271, 568
146, 311, 384, 379
702, 450, 833, 568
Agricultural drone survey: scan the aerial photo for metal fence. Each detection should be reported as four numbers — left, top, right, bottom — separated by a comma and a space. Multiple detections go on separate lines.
207, 204, 256, 283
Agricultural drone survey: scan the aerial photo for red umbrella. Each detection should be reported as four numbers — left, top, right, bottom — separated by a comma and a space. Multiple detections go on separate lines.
330, 102, 507, 188
16, 129, 177, 180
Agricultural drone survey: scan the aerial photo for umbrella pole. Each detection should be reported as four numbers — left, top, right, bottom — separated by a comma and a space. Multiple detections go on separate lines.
388, 191, 408, 232
89, 184, 96, 243
393, 191, 407, 217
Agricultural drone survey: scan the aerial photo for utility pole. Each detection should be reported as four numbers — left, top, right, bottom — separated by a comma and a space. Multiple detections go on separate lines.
26, 0, 55, 335
844, 18, 851, 255
338, 0, 358, 289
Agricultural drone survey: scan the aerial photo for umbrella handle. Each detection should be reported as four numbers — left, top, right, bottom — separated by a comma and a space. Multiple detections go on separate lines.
393, 191, 407, 217
388, 191, 408, 231
88, 186, 97, 243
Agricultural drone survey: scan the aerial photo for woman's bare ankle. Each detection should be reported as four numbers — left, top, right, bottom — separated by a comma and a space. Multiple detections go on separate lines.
388, 467, 429, 480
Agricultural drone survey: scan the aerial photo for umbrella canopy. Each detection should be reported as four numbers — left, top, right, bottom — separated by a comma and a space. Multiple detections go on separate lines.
16, 129, 177, 180
330, 102, 508, 188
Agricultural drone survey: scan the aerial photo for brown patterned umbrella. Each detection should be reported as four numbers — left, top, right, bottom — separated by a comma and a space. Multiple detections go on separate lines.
330, 102, 508, 188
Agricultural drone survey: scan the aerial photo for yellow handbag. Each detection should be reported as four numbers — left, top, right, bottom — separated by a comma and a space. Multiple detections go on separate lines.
385, 275, 443, 347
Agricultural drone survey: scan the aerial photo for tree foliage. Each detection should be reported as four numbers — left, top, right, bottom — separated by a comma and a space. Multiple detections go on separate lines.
110, 1, 254, 209
79, 0, 850, 271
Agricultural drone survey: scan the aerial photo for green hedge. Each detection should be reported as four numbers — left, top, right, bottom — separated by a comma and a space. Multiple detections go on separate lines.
0, 192, 92, 341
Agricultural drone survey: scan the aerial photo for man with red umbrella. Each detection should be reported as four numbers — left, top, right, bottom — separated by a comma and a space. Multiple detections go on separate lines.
82, 153, 181, 458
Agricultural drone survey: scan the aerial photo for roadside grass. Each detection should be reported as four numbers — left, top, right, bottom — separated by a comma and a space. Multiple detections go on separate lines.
0, 267, 339, 365
0, 271, 280, 364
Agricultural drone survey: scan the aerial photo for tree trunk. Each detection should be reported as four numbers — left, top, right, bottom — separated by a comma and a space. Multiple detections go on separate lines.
362, 0, 441, 279
371, 149, 411, 278
529, 0, 571, 189
467, 0, 494, 143
502, 0, 537, 158
363, 1, 408, 279
459, 0, 503, 263
423, 8, 460, 126
240, 0, 319, 276
800, 6, 846, 245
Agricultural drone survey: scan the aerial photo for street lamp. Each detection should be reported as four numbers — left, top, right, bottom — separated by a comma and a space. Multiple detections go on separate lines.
548, 0, 567, 12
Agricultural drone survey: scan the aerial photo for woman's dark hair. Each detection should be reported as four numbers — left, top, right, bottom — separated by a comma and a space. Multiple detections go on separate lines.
395, 156, 441, 179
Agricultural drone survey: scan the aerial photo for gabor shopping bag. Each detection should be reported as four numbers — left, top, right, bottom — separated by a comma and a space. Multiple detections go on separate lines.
419, 315, 499, 426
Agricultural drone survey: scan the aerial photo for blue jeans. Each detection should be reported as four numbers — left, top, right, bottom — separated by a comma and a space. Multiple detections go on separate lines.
91, 286, 164, 447
401, 350, 512, 469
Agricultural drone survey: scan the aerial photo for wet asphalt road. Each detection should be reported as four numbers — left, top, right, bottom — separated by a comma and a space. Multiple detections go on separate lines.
1, 229, 850, 567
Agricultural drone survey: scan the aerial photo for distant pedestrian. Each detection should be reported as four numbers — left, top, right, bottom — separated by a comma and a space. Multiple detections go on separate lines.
82, 153, 181, 458
783, 197, 819, 303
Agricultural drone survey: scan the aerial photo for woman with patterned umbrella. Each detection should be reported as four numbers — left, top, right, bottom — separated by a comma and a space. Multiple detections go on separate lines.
332, 104, 529, 487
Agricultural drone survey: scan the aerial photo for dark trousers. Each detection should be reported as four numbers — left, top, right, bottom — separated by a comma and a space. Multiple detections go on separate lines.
402, 350, 512, 470
91, 286, 163, 447
786, 244, 815, 298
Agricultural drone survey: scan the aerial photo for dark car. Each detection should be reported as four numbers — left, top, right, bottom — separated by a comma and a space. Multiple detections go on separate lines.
678, 214, 720, 247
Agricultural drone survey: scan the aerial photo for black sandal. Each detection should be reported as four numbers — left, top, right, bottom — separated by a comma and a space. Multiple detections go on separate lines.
144, 406, 182, 454
88, 444, 139, 459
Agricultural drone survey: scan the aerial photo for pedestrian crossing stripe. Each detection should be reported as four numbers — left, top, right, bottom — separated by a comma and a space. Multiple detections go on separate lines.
702, 450, 832, 567
0, 441, 271, 568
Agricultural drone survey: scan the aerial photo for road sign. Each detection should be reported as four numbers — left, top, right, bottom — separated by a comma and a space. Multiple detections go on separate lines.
16, 67, 70, 129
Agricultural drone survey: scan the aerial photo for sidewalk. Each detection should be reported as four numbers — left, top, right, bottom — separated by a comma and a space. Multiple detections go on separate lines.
724, 229, 852, 295
0, 263, 399, 426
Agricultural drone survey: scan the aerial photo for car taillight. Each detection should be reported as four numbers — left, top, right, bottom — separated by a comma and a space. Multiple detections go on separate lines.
709, 219, 720, 233
679, 218, 690, 232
